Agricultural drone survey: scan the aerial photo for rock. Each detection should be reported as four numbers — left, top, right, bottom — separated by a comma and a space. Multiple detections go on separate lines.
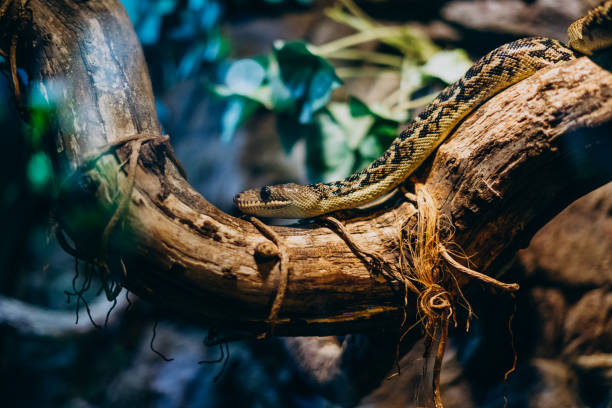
527, 287, 567, 358
518, 182, 612, 288
563, 288, 612, 356
527, 358, 584, 408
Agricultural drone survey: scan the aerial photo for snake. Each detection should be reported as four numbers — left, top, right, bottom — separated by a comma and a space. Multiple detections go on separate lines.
234, 1, 612, 218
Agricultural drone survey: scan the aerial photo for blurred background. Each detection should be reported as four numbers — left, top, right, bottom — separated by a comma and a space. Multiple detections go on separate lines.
0, 0, 610, 406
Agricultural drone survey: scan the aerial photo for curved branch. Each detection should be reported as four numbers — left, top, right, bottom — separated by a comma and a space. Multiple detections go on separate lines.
5, 0, 612, 336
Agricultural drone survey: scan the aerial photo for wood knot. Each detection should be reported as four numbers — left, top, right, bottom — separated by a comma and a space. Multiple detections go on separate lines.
254, 242, 279, 261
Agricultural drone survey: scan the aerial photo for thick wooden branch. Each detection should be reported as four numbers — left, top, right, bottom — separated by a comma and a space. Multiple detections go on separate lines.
5, 0, 612, 336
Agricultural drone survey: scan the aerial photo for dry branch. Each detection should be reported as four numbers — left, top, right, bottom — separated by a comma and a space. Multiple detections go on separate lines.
2, 0, 611, 337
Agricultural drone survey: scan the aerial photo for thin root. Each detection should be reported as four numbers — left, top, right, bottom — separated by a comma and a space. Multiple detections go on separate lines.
439, 244, 519, 292
321, 215, 404, 283
248, 217, 290, 336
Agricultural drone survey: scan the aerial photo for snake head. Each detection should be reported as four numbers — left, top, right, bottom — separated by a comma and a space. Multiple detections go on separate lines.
234, 183, 320, 218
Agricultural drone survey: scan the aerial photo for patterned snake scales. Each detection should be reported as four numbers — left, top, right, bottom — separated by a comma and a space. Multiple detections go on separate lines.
234, 1, 612, 218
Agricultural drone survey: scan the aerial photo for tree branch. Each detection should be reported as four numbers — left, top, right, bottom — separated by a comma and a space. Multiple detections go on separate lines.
3, 0, 611, 336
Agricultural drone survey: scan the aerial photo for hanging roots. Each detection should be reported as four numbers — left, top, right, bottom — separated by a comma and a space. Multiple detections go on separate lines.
58, 133, 184, 330
398, 183, 465, 339
394, 182, 518, 408
248, 216, 291, 338
319, 181, 519, 407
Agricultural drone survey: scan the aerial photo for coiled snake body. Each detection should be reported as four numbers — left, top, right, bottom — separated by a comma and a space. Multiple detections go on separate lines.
235, 1, 612, 218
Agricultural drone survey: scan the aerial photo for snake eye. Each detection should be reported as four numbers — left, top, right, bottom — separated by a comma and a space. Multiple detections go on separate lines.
260, 186, 272, 202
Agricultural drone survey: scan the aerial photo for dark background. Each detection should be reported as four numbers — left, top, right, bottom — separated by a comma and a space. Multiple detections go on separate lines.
0, 0, 610, 407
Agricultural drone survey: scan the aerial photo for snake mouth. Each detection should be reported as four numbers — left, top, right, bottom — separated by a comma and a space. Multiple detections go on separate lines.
233, 193, 292, 211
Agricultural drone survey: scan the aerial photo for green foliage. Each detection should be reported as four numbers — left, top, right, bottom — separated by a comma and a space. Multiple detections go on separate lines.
421, 49, 472, 84
122, 0, 179, 45
211, 1, 472, 183
121, 0, 228, 90
214, 40, 405, 182
219, 97, 260, 142
274, 41, 343, 123
305, 98, 398, 182
120, 0, 473, 183
214, 41, 342, 145
26, 151, 52, 192
24, 87, 58, 193
214, 41, 342, 118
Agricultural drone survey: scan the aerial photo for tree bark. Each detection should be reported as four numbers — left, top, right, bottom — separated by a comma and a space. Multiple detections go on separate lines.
3, 0, 611, 336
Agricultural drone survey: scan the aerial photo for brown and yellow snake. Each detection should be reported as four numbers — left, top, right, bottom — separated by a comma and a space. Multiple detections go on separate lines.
235, 1, 612, 218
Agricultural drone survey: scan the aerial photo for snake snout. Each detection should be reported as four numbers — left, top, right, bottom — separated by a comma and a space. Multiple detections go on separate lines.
233, 192, 249, 208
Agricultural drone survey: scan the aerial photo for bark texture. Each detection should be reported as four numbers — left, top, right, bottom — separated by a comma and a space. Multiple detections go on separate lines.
3, 0, 612, 336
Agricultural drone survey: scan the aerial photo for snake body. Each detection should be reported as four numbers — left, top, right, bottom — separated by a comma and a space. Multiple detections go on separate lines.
234, 2, 612, 219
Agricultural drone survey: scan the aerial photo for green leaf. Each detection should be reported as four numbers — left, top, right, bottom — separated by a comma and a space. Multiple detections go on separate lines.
357, 133, 384, 167
421, 49, 472, 84
220, 97, 259, 143
346, 99, 398, 170
309, 111, 354, 182
138, 14, 163, 45
276, 114, 314, 153
347, 98, 400, 140
225, 59, 266, 94
29, 107, 51, 148
27, 151, 52, 192
266, 56, 295, 113
177, 42, 205, 78
212, 83, 273, 109
274, 41, 342, 123
122, 0, 177, 45
211, 57, 274, 107
348, 97, 407, 124
298, 97, 402, 181
398, 60, 425, 99
327, 102, 373, 150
